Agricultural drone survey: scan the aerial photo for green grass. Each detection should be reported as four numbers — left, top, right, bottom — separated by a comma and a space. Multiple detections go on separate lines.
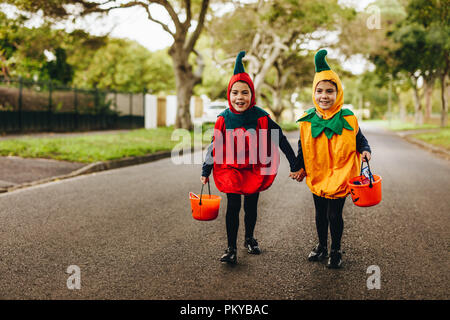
412, 128, 450, 150
365, 119, 440, 131
365, 119, 450, 151
0, 127, 211, 163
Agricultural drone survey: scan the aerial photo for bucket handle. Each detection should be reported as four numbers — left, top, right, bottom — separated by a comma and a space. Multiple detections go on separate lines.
199, 179, 211, 206
361, 155, 374, 188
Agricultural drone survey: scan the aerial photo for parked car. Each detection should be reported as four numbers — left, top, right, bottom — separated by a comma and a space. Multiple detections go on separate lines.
202, 101, 227, 123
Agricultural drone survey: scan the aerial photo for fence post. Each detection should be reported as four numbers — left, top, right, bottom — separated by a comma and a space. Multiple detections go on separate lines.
18, 76, 23, 131
142, 88, 147, 128
74, 86, 79, 130
113, 90, 118, 129
114, 90, 118, 112
48, 80, 53, 131
129, 92, 133, 129
94, 86, 99, 130
94, 86, 99, 112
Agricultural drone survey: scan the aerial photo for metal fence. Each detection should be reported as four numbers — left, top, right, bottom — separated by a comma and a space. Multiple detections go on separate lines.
0, 77, 146, 133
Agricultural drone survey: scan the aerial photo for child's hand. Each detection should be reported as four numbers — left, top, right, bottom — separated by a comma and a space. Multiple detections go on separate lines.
362, 151, 371, 162
290, 168, 306, 182
200, 176, 209, 184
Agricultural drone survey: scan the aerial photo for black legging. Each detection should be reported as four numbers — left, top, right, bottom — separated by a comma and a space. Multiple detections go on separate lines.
312, 194, 346, 251
226, 193, 260, 249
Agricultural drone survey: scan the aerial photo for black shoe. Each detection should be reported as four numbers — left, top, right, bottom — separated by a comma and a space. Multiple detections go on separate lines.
308, 244, 328, 261
244, 237, 261, 254
327, 249, 343, 269
220, 247, 237, 264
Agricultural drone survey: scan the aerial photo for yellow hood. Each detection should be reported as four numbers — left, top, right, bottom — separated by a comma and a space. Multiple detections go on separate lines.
312, 69, 344, 120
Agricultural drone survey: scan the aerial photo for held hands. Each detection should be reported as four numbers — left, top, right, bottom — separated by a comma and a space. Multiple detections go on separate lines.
200, 176, 209, 185
362, 151, 371, 162
289, 168, 306, 182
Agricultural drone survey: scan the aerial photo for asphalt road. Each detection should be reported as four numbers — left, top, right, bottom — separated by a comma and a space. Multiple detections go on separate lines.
0, 123, 449, 300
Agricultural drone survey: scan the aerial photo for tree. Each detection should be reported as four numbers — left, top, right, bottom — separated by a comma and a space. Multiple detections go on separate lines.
404, 0, 449, 126
1, 0, 211, 129
42, 47, 74, 84
338, 0, 408, 122
0, 12, 25, 78
0, 12, 69, 80
338, 0, 406, 58
247, 0, 348, 97
208, 0, 350, 119
390, 23, 429, 125
370, 0, 449, 126
260, 50, 315, 122
74, 38, 175, 93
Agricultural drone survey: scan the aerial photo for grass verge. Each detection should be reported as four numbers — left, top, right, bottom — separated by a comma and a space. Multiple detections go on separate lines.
366, 119, 449, 151
365, 119, 441, 131
0, 127, 212, 163
411, 128, 450, 151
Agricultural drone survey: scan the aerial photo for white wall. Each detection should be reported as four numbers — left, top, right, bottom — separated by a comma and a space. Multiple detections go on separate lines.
144, 94, 157, 129
144, 94, 207, 128
166, 95, 177, 126
106, 92, 145, 116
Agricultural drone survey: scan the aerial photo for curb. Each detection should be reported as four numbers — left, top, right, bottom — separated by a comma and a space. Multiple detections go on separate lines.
402, 135, 450, 160
392, 127, 450, 160
0, 147, 201, 194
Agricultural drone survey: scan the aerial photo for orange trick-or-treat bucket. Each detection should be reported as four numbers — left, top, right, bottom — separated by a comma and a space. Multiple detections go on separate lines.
348, 158, 382, 207
190, 181, 221, 221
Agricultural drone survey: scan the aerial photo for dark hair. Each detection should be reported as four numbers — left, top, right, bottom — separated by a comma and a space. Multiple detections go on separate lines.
230, 80, 252, 94
233, 80, 251, 88
316, 80, 338, 92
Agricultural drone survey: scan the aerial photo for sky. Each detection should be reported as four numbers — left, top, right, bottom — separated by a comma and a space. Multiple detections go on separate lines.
1, 0, 377, 74
93, 0, 376, 53
87, 0, 377, 74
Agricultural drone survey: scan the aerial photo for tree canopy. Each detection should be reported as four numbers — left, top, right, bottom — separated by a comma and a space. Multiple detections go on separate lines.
1, 0, 448, 125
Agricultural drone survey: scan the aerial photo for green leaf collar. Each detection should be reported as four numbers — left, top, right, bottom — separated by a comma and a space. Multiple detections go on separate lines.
219, 106, 269, 130
297, 108, 354, 139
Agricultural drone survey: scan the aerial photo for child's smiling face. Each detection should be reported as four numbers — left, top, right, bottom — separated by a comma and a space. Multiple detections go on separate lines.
230, 81, 252, 112
314, 80, 337, 110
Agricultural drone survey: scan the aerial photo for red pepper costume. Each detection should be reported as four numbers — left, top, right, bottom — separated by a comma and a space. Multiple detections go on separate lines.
212, 51, 280, 195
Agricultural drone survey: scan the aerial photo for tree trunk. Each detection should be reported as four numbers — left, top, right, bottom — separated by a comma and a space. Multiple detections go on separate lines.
289, 99, 296, 123
163, 0, 209, 130
413, 87, 423, 125
248, 32, 288, 105
172, 58, 193, 129
175, 74, 195, 130
411, 77, 423, 125
0, 55, 10, 79
440, 74, 448, 127
272, 89, 284, 123
397, 90, 407, 122
170, 44, 203, 130
423, 79, 433, 123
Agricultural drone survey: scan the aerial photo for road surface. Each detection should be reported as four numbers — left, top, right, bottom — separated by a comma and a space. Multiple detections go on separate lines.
0, 123, 449, 300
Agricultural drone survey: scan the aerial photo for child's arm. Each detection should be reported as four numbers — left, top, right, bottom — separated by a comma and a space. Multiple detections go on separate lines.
201, 139, 214, 184
290, 134, 306, 182
296, 136, 305, 170
356, 128, 372, 161
267, 117, 302, 172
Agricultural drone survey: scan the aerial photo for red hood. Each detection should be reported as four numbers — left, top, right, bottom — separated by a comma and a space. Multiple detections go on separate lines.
227, 72, 256, 114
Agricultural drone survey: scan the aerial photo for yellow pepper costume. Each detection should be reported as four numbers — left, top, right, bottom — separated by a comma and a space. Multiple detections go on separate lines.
298, 49, 361, 199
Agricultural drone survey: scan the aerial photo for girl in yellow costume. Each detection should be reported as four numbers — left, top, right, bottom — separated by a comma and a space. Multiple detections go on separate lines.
293, 49, 372, 269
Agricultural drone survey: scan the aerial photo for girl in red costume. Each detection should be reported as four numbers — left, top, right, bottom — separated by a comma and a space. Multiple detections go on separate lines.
201, 51, 304, 264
